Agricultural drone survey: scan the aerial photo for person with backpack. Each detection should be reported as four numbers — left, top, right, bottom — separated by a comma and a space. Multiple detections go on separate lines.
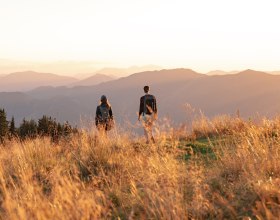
95, 95, 114, 135
138, 86, 157, 144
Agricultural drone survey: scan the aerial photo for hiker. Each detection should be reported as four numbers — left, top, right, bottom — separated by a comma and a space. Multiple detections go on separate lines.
95, 95, 114, 136
138, 86, 157, 144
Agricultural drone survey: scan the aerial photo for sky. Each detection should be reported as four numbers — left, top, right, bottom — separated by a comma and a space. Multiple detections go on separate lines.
0, 0, 280, 75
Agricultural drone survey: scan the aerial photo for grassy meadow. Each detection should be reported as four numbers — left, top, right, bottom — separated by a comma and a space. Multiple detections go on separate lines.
0, 115, 280, 219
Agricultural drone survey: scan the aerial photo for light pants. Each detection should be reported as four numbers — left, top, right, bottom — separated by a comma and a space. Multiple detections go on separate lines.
142, 114, 155, 143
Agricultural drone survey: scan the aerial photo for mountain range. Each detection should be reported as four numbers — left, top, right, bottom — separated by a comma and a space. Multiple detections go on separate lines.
0, 71, 116, 92
87, 65, 162, 78
1, 68, 280, 126
0, 71, 77, 92
70, 74, 116, 87
206, 70, 239, 75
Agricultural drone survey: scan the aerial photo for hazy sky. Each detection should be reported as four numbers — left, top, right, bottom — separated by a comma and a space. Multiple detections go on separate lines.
0, 0, 279, 74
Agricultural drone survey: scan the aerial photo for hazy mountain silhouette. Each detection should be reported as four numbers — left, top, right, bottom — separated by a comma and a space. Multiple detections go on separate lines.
269, 71, 280, 75
69, 74, 116, 87
0, 71, 78, 92
0, 92, 34, 123
93, 65, 162, 77
2, 69, 280, 126
207, 70, 239, 75
26, 69, 204, 99
165, 69, 280, 118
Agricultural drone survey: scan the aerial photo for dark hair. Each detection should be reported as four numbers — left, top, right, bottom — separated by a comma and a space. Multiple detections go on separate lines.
100, 95, 111, 108
143, 86, 150, 93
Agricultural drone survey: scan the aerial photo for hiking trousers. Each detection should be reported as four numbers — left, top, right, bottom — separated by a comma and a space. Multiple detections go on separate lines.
141, 114, 155, 144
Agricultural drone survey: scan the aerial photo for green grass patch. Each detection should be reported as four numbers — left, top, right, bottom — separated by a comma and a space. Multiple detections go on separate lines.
178, 137, 219, 161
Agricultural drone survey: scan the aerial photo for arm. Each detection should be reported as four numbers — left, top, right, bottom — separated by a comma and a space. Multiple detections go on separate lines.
95, 106, 100, 125
109, 107, 113, 119
153, 96, 157, 114
138, 97, 144, 120
153, 96, 158, 120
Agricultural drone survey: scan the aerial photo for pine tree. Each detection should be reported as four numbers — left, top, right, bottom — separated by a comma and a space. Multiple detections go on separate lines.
26, 119, 38, 138
38, 115, 51, 136
38, 115, 58, 137
19, 118, 38, 139
0, 109, 9, 142
9, 116, 17, 137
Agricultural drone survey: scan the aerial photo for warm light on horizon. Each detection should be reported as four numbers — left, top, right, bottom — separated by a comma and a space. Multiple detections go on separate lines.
0, 0, 280, 75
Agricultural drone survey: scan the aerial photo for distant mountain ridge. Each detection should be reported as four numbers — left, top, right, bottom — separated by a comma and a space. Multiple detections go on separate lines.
1, 68, 280, 126
0, 71, 78, 92
93, 65, 162, 77
207, 70, 239, 75
0, 71, 119, 92
1, 68, 167, 92
269, 71, 280, 75
70, 74, 116, 87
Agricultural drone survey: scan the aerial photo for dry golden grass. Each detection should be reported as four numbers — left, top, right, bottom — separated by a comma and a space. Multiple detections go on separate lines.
0, 116, 280, 219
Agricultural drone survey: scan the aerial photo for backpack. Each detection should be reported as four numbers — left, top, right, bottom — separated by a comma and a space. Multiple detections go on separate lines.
99, 106, 114, 131
99, 106, 110, 122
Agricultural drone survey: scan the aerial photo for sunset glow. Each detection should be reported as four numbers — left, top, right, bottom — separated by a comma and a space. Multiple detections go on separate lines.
1, 0, 280, 74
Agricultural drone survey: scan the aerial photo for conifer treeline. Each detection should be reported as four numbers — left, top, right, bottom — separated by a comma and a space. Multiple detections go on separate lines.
0, 108, 77, 143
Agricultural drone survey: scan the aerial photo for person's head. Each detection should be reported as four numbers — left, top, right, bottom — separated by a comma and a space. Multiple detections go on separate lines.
100, 95, 110, 107
101, 95, 107, 102
143, 85, 150, 94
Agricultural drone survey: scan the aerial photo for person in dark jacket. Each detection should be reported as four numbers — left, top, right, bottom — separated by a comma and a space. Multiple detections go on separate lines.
95, 95, 114, 135
138, 86, 157, 144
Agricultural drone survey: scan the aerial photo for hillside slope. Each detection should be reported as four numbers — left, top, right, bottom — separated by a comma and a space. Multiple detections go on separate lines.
1, 69, 280, 124
0, 71, 78, 92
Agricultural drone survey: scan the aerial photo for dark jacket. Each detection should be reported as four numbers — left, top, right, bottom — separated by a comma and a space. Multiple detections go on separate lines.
95, 103, 113, 126
139, 94, 157, 116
